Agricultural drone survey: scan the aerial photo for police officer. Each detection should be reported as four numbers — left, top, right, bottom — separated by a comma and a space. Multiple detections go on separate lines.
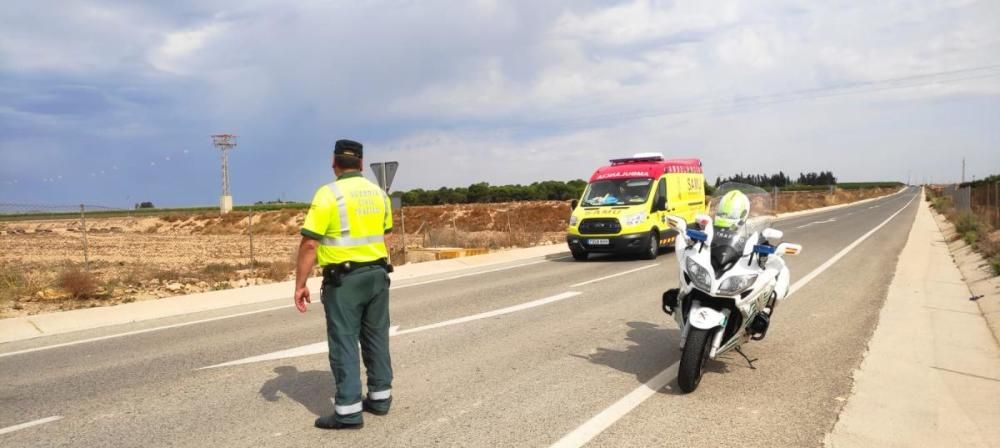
294, 139, 394, 430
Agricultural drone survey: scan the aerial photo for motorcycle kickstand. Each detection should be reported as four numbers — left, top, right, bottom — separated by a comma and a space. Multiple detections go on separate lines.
735, 346, 758, 370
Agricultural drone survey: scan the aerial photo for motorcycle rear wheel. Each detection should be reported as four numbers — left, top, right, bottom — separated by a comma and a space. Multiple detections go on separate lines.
677, 328, 713, 393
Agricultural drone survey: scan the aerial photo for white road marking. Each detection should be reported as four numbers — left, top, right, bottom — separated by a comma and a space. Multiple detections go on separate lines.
199, 291, 583, 370
389, 256, 572, 291
569, 264, 659, 288
788, 194, 916, 295
0, 416, 63, 436
0, 304, 292, 360
549, 193, 917, 448
0, 256, 571, 359
794, 218, 837, 229
393, 291, 581, 336
550, 365, 678, 448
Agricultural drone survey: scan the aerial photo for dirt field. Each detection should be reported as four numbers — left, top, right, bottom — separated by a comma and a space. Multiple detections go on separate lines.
0, 187, 898, 318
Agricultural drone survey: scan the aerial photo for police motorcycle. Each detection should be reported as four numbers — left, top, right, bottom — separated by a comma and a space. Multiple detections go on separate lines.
661, 183, 801, 393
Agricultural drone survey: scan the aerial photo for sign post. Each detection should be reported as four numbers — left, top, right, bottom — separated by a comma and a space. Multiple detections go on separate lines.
371, 161, 402, 264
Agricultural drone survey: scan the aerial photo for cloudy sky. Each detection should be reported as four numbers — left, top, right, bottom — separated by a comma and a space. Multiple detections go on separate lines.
1, 0, 998, 207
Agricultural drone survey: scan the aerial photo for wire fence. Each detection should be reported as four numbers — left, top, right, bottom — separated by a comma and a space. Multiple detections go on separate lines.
0, 203, 303, 300
940, 182, 1000, 228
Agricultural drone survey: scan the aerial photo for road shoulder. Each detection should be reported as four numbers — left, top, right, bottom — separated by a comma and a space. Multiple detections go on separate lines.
825, 194, 1000, 447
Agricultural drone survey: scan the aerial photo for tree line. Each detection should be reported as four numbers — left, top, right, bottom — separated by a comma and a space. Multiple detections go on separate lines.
714, 171, 838, 188
395, 180, 588, 205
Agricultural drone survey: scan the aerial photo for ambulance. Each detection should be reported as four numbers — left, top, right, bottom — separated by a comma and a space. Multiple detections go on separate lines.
566, 153, 706, 260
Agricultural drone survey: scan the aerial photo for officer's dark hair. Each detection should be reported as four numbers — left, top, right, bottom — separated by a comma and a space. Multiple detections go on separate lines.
334, 155, 362, 170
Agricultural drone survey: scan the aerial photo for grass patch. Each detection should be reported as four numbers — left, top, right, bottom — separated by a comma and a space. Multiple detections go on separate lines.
261, 260, 295, 281
199, 263, 239, 282
954, 213, 980, 234
963, 231, 979, 246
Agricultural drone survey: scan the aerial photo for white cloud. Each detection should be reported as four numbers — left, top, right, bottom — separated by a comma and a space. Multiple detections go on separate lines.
149, 23, 227, 75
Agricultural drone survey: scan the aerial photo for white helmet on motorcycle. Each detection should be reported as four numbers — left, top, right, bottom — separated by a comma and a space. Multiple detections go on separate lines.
714, 190, 750, 229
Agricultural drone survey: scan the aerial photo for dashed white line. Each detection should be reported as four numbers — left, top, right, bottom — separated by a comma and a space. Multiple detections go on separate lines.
794, 218, 837, 229
0, 305, 292, 360
549, 193, 918, 448
0, 256, 572, 359
569, 264, 660, 288
199, 291, 583, 370
390, 256, 572, 291
0, 416, 63, 436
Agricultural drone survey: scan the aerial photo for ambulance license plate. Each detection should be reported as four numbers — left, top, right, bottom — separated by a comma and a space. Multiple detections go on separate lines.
587, 238, 610, 246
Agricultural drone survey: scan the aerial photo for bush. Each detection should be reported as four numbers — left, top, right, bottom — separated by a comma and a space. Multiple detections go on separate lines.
931, 196, 952, 212
263, 260, 295, 281
963, 231, 978, 246
991, 258, 1000, 276
954, 213, 980, 234
58, 268, 98, 299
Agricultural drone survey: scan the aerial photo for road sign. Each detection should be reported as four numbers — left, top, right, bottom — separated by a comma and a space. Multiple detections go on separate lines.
371, 161, 399, 192
391, 195, 402, 210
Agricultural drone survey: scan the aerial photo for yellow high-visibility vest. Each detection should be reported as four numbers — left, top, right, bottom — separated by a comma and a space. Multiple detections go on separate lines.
301, 172, 392, 266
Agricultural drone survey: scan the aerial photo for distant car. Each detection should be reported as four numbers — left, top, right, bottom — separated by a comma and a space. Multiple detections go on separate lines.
566, 153, 706, 261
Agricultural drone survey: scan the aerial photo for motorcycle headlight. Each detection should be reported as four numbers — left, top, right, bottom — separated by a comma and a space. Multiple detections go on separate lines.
622, 212, 647, 226
569, 215, 579, 226
719, 274, 758, 295
685, 258, 712, 291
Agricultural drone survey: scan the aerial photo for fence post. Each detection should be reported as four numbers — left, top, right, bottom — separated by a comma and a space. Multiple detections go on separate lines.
80, 204, 90, 271
248, 208, 255, 269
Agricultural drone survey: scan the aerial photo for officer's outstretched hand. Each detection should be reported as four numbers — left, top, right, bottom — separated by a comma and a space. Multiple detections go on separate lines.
294, 286, 311, 313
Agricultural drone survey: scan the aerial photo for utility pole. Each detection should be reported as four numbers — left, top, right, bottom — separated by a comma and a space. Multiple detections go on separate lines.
961, 158, 966, 184
211, 134, 237, 214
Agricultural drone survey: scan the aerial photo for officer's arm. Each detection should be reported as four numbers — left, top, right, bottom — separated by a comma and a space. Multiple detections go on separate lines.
295, 236, 318, 290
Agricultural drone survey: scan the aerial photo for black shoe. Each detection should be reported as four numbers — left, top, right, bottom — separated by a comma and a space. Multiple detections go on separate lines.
363, 396, 392, 416
314, 414, 364, 430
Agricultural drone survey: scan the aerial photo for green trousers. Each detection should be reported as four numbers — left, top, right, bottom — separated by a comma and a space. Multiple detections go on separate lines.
321, 265, 393, 423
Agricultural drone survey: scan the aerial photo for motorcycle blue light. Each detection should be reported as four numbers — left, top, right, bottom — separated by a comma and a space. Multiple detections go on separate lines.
753, 244, 776, 255
686, 229, 708, 242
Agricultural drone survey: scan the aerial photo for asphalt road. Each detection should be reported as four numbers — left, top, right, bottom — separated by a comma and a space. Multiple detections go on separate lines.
1, 188, 921, 447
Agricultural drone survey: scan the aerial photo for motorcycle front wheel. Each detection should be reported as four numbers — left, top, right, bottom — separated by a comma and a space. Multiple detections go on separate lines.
677, 327, 713, 393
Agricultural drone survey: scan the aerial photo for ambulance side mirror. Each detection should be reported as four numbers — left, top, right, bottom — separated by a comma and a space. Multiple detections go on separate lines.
654, 196, 667, 212
570, 199, 579, 210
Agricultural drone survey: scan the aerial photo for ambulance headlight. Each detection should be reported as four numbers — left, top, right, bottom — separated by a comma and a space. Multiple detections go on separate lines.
569, 215, 579, 226
719, 274, 758, 295
685, 258, 712, 291
622, 212, 647, 226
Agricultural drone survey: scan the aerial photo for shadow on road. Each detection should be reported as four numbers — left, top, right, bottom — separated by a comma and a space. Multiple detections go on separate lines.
259, 366, 333, 416
573, 321, 741, 395
573, 322, 683, 393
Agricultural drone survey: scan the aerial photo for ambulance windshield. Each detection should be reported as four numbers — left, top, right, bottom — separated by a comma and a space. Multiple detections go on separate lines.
582, 178, 653, 206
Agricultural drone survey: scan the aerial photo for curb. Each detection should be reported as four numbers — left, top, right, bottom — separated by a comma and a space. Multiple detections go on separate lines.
928, 206, 1000, 345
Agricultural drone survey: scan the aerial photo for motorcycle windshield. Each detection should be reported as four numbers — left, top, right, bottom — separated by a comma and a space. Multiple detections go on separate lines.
707, 182, 776, 274
710, 227, 748, 273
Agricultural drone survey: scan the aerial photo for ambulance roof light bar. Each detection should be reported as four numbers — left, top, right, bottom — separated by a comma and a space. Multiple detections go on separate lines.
610, 152, 665, 165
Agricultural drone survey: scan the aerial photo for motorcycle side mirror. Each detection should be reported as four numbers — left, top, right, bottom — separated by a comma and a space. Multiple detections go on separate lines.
666, 215, 686, 232
775, 242, 802, 256
762, 228, 783, 242
570, 199, 579, 210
